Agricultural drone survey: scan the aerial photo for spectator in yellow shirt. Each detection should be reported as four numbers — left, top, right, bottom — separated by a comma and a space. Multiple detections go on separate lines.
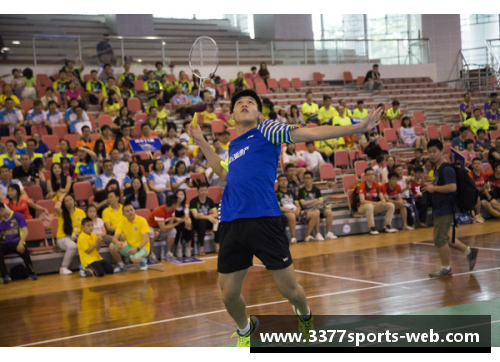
301, 92, 319, 123
353, 100, 368, 120
333, 106, 352, 126
85, 70, 105, 105
143, 71, 163, 97
386, 100, 402, 127
463, 108, 490, 134
318, 95, 338, 125
315, 135, 345, 164
77, 218, 114, 277
338, 99, 353, 118
220, 131, 231, 150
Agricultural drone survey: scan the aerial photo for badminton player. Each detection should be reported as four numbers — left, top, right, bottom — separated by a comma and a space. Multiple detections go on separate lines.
188, 90, 382, 347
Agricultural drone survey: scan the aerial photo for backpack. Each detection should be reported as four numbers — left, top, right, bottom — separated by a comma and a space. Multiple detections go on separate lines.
351, 184, 360, 212
365, 140, 382, 160
10, 264, 29, 280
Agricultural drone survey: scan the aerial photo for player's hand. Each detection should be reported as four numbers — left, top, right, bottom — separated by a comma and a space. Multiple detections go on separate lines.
359, 108, 383, 133
187, 123, 204, 143
17, 243, 25, 254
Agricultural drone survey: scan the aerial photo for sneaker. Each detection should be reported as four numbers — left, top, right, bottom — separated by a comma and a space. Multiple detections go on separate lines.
231, 316, 260, 347
59, 267, 72, 275
403, 225, 415, 230
383, 226, 398, 233
165, 251, 175, 261
3, 275, 12, 284
473, 215, 484, 224
29, 274, 38, 281
148, 252, 159, 264
79, 268, 87, 277
113, 263, 127, 273
369, 228, 379, 235
176, 247, 183, 259
325, 232, 338, 240
429, 267, 452, 278
290, 237, 297, 244
79, 264, 92, 277
293, 305, 314, 344
466, 248, 479, 271
304, 236, 314, 242
185, 247, 192, 258
315, 233, 325, 241
140, 258, 148, 271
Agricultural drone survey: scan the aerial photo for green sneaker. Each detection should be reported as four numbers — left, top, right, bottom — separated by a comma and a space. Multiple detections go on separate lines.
293, 305, 314, 343
429, 267, 452, 278
231, 316, 260, 347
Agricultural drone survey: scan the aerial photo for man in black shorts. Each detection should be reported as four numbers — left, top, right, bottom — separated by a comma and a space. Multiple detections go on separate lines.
188, 90, 381, 346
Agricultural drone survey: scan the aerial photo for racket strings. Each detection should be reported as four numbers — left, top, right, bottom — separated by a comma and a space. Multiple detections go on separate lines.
189, 36, 218, 79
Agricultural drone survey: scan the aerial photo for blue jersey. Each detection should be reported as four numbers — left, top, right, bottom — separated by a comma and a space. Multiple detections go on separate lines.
219, 120, 297, 223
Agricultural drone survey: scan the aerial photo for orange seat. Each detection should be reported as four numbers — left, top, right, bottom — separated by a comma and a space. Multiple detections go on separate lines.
208, 186, 223, 204
291, 78, 302, 89
211, 119, 226, 135
354, 160, 368, 178
127, 97, 142, 112
52, 125, 68, 139
24, 185, 44, 203
334, 150, 349, 168
185, 188, 199, 205
135, 208, 151, 219
343, 174, 358, 192
73, 182, 93, 202
98, 115, 113, 128
313, 72, 323, 83
134, 80, 144, 92
146, 192, 159, 211
64, 134, 80, 149
190, 173, 207, 184
227, 127, 238, 141
26, 219, 51, 246
426, 125, 440, 140
343, 71, 354, 85
279, 78, 291, 90
255, 83, 267, 95
319, 163, 336, 182
36, 200, 56, 217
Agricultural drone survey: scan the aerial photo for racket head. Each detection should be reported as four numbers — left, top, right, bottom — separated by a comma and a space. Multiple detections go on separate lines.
189, 36, 219, 80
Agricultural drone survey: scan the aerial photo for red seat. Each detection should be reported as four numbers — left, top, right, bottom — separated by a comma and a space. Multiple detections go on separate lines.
441, 124, 452, 140
227, 127, 238, 141
52, 125, 68, 139
384, 129, 398, 143
490, 130, 500, 140
127, 97, 142, 112
267, 78, 278, 90
295, 142, 307, 152
481, 163, 493, 174
245, 78, 254, 89
26, 219, 51, 247
98, 115, 113, 128
427, 125, 440, 140
319, 164, 336, 182
349, 149, 364, 167
334, 150, 349, 168
24, 185, 44, 202
135, 113, 148, 124
190, 173, 207, 184
74, 182, 93, 202
279, 78, 291, 90
134, 80, 144, 92
378, 138, 390, 152
392, 119, 401, 130
89, 134, 101, 142
255, 83, 267, 95
21, 100, 34, 113
412, 110, 426, 124
36, 200, 56, 217
343, 71, 354, 85
146, 192, 160, 211
444, 143, 452, 154
357, 76, 365, 88
378, 120, 391, 132
185, 188, 199, 205
64, 134, 80, 149
228, 83, 236, 95
313, 72, 323, 83
291, 78, 302, 89
354, 160, 369, 178
135, 208, 151, 220
343, 174, 358, 192
167, 74, 176, 82
211, 119, 225, 135
208, 186, 223, 204
42, 170, 51, 181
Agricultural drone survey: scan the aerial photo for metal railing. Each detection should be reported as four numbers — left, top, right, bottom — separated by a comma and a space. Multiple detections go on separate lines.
0, 33, 430, 68
486, 39, 500, 90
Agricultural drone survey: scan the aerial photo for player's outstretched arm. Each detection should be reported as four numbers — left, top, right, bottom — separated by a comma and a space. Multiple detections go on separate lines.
188, 123, 228, 181
290, 108, 383, 143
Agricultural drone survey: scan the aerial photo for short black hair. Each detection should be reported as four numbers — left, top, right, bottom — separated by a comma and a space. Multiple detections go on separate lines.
91, 70, 97, 74
477, 129, 486, 136
303, 171, 314, 178
107, 189, 120, 198
221, 130, 230, 136
6, 140, 17, 147
196, 182, 209, 190
472, 157, 482, 163
305, 141, 315, 146
101, 125, 111, 132
394, 164, 403, 170
81, 126, 90, 132
459, 126, 469, 133
81, 217, 93, 226
392, 100, 400, 106
490, 92, 497, 98
48, 100, 57, 107
285, 163, 296, 171
155, 61, 163, 67
414, 166, 424, 173
59, 69, 66, 75
27, 138, 36, 145
161, 144, 172, 154
46, 86, 54, 92
427, 139, 443, 151
251, 66, 257, 71
364, 167, 374, 174
357, 100, 364, 105
463, 92, 470, 98
104, 63, 111, 68
373, 64, 379, 67
473, 108, 480, 113
305, 91, 312, 96
323, 95, 331, 101
388, 171, 399, 179
491, 101, 498, 106
277, 174, 288, 181
166, 194, 178, 206
103, 159, 113, 167
120, 124, 130, 130
375, 155, 385, 164
230, 89, 262, 113
141, 123, 150, 130
107, 76, 115, 81
464, 139, 475, 146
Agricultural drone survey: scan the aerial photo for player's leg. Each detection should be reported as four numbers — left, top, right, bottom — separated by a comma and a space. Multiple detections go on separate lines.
429, 215, 453, 277
218, 269, 250, 330
270, 264, 309, 316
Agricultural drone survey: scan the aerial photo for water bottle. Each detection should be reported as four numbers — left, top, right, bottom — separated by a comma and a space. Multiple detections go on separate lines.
161, 246, 165, 260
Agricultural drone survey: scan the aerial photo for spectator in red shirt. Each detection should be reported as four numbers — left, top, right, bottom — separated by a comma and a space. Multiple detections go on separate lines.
2, 184, 48, 220
471, 158, 500, 220
382, 172, 414, 231
357, 167, 397, 235
411, 167, 429, 227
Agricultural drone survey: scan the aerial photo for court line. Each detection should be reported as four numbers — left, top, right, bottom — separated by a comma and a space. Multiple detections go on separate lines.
253, 264, 388, 286
17, 265, 500, 347
413, 242, 500, 252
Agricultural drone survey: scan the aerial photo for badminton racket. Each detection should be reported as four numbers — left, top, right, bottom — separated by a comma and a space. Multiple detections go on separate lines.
188, 36, 219, 134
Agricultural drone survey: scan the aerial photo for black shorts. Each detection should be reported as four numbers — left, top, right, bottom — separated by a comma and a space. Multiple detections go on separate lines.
479, 193, 489, 201
217, 216, 293, 274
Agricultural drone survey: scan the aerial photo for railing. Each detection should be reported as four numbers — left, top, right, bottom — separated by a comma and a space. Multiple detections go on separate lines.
0, 33, 430, 67
486, 39, 500, 90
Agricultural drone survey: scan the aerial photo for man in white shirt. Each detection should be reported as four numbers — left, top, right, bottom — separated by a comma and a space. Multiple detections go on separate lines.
71, 105, 92, 135
0, 98, 23, 137
303, 141, 325, 175
26, 100, 47, 136
110, 149, 128, 189
213, 138, 229, 160
95, 160, 118, 191
65, 98, 90, 125
394, 165, 415, 227
46, 100, 64, 134
0, 165, 24, 199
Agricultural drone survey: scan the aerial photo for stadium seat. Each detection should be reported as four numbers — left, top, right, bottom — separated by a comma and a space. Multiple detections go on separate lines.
185, 188, 199, 205
245, 78, 254, 89
334, 150, 349, 168
481, 163, 493, 174
36, 200, 56, 217
89, 134, 101, 142
52, 125, 68, 139
357, 76, 365, 88
378, 120, 391, 132
343, 174, 358, 192
343, 72, 354, 85
208, 186, 223, 204
211, 119, 225, 136
426, 125, 440, 140
319, 164, 336, 182
267, 78, 278, 90
227, 127, 238, 141
313, 72, 323, 83
135, 113, 148, 123
291, 78, 302, 89
392, 119, 401, 130
384, 129, 398, 143
167, 74, 176, 82
134, 80, 144, 92
349, 149, 364, 167
41, 135, 59, 152
354, 160, 369, 178
441, 124, 452, 140
146, 192, 159, 211
279, 78, 291, 91
127, 97, 142, 112
24, 185, 44, 202
26, 219, 53, 248
21, 100, 34, 113
443, 143, 452, 154
190, 173, 207, 184
135, 208, 151, 220
98, 115, 113, 128
378, 138, 390, 152
64, 134, 80, 149
490, 130, 500, 140
255, 83, 267, 95
412, 110, 426, 124
74, 182, 93, 203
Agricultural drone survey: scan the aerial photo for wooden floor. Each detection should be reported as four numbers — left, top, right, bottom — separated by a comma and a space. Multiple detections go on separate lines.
1, 222, 500, 347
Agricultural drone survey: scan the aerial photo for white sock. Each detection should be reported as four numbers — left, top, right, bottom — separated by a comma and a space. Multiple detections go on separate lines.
238, 320, 250, 335
298, 306, 311, 319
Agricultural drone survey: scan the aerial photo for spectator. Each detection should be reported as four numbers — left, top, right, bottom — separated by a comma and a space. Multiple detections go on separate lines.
372, 155, 386, 180
65, 59, 84, 85
0, 166, 23, 199
95, 160, 118, 191
276, 174, 303, 244
299, 171, 336, 240
356, 167, 397, 235
175, 71, 192, 95
213, 138, 228, 160
422, 158, 435, 181
45, 100, 64, 133
77, 217, 113, 277
120, 62, 136, 85
143, 70, 163, 97
190, 147, 208, 174
40, 87, 60, 110
379, 155, 395, 184
0, 141, 21, 170
285, 163, 301, 197
411, 166, 429, 227
188, 87, 201, 106
400, 116, 427, 149
219, 102, 232, 125
364, 64, 383, 91
303, 141, 324, 174
460, 92, 474, 122
333, 105, 352, 127
152, 61, 166, 80
86, 70, 105, 105
475, 129, 491, 153
61, 157, 77, 188
69, 105, 91, 135
102, 91, 121, 118
98, 63, 114, 83
452, 126, 469, 152
124, 161, 148, 190
276, 108, 289, 124
25, 138, 43, 165
409, 148, 424, 168
120, 81, 134, 107
0, 202, 37, 284
382, 171, 414, 231
11, 68, 23, 99
220, 131, 231, 150
96, 37, 114, 64
52, 70, 70, 103
75, 126, 94, 150
0, 84, 21, 111
13, 154, 39, 187
110, 203, 150, 272
52, 139, 73, 164
196, 103, 217, 126
109, 148, 128, 187
157, 99, 170, 121
158, 145, 173, 174
32, 133, 50, 159
113, 138, 133, 163
103, 76, 121, 99
463, 108, 490, 135
147, 194, 182, 262
3, 183, 46, 220
112, 105, 135, 133
485, 100, 500, 128
92, 179, 119, 216
171, 161, 192, 191
146, 107, 168, 139
315, 136, 344, 165
422, 139, 478, 278
301, 92, 319, 124
258, 62, 270, 86
86, 204, 113, 246
288, 105, 304, 125
46, 162, 71, 200
261, 98, 274, 119
462, 139, 476, 166
172, 143, 192, 167
146, 90, 164, 114
148, 159, 171, 205
249, 66, 260, 80
171, 85, 195, 120
386, 100, 401, 126
102, 189, 125, 235
93, 139, 109, 170
468, 158, 497, 222
231, 72, 248, 93
140, 123, 154, 139
64, 80, 82, 106
54, 194, 85, 274
172, 189, 194, 258
21, 68, 36, 100
12, 129, 27, 155
189, 183, 217, 255
179, 122, 195, 148
485, 93, 498, 112
0, 97, 23, 136
353, 100, 368, 120
100, 125, 115, 154
65, 97, 89, 127
124, 176, 147, 210
75, 146, 98, 183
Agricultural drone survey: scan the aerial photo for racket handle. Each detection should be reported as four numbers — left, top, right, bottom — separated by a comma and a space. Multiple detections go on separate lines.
190, 118, 198, 144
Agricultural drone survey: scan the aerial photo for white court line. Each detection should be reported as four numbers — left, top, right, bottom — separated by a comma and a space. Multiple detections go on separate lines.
413, 242, 500, 252
253, 264, 388, 286
17, 265, 500, 347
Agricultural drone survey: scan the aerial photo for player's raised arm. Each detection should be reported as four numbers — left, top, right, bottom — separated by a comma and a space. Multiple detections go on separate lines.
289, 108, 383, 143
188, 123, 227, 181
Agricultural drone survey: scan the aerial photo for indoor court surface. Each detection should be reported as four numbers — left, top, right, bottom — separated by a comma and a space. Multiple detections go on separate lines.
1, 222, 499, 347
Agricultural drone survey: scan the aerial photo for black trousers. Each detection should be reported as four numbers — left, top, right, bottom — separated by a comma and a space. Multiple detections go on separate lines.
415, 195, 429, 224
176, 106, 195, 120
191, 218, 220, 248
87, 260, 114, 277
0, 243, 35, 277
174, 223, 193, 246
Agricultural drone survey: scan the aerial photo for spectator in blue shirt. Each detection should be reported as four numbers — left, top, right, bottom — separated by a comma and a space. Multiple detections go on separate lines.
452, 126, 469, 152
